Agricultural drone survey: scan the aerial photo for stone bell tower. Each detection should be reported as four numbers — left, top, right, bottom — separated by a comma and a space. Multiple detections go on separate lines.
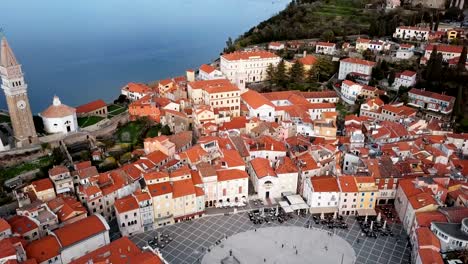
0, 36, 38, 148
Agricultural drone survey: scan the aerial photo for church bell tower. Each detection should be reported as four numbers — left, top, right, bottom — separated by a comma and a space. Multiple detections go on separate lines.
0, 36, 38, 147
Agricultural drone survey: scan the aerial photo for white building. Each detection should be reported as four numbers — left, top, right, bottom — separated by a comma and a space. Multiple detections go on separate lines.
392, 70, 417, 91
220, 50, 281, 89
421, 44, 464, 66
396, 44, 415, 60
48, 166, 74, 195
431, 218, 468, 252
120, 82, 152, 101
446, 134, 468, 156
393, 26, 430, 41
338, 176, 359, 216
241, 90, 275, 122
114, 195, 142, 237
198, 64, 225, 80
304, 176, 340, 214
315, 42, 336, 55
40, 96, 78, 134
340, 80, 363, 105
338, 58, 376, 80
268, 42, 285, 51
216, 169, 249, 204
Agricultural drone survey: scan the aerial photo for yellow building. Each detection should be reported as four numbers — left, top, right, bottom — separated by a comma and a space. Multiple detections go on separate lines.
148, 182, 174, 227
354, 176, 378, 215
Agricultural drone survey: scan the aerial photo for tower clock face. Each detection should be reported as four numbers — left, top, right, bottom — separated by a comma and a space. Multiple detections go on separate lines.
17, 100, 26, 110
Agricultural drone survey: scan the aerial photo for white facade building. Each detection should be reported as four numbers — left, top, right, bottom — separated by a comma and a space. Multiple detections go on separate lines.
340, 80, 363, 105
392, 70, 417, 91
304, 176, 340, 214
338, 58, 376, 80
40, 96, 78, 134
241, 90, 276, 122
220, 50, 281, 89
396, 44, 415, 60
393, 26, 430, 41
315, 42, 336, 55
198, 64, 225, 80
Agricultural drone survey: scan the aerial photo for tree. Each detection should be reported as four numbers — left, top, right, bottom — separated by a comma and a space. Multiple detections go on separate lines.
388, 70, 396, 86
274, 60, 288, 87
457, 46, 467, 74
266, 63, 275, 87
425, 45, 438, 80
307, 66, 318, 83
114, 94, 129, 105
313, 57, 335, 82
160, 125, 172, 136
289, 61, 305, 83
320, 30, 335, 42
224, 37, 236, 53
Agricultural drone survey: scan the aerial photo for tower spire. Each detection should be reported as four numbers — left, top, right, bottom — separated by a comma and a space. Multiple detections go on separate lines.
0, 35, 19, 68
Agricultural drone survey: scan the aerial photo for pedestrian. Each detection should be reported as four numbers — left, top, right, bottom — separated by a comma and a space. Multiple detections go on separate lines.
282, 244, 284, 248
255, 229, 257, 232
295, 249, 298, 255
264, 258, 266, 262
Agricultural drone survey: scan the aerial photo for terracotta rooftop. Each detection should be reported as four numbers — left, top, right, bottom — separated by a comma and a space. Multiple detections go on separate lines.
172, 179, 196, 198
222, 50, 279, 61
25, 235, 60, 263
216, 169, 249, 182
75, 99, 107, 114
341, 57, 376, 67
199, 64, 216, 74
41, 96, 76, 118
114, 195, 139, 214
31, 178, 54, 192
69, 237, 162, 264
250, 158, 276, 179
53, 215, 108, 248
311, 176, 340, 192
147, 182, 173, 197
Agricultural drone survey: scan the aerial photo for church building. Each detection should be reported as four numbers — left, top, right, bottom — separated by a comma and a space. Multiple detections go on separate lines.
40, 96, 78, 134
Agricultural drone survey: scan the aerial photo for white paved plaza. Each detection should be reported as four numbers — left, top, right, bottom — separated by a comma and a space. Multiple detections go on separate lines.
202, 226, 356, 264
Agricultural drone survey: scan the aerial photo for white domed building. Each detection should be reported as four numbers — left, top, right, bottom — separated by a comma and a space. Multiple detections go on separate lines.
40, 96, 78, 134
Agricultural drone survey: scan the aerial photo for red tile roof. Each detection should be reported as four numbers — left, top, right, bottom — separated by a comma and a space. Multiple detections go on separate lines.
425, 44, 463, 53
172, 179, 196, 198
53, 215, 108, 248
75, 99, 107, 114
316, 42, 336, 47
338, 176, 359, 193
311, 176, 340, 192
31, 178, 54, 192
125, 82, 152, 94
199, 64, 216, 74
418, 249, 443, 264
250, 158, 276, 179
0, 218, 11, 232
25, 236, 60, 263
216, 169, 249, 182
222, 50, 279, 61
409, 88, 455, 103
114, 195, 139, 214
0, 239, 17, 260
415, 211, 447, 227
341, 57, 376, 67
275, 157, 298, 174
69, 237, 162, 264
241, 90, 275, 109
298, 55, 318, 66
7, 215, 38, 235
48, 165, 69, 176
147, 182, 173, 197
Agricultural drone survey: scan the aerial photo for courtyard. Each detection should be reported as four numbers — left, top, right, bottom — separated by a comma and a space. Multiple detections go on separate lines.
130, 212, 411, 264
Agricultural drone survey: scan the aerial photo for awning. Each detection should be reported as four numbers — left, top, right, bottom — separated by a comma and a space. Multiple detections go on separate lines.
356, 208, 377, 216
279, 201, 294, 213
309, 206, 338, 214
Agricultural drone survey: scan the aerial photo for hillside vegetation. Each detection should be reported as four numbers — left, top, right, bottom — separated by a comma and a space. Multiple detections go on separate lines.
231, 0, 425, 48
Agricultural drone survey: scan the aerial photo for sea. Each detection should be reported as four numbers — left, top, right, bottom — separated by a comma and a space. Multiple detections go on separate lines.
0, 0, 288, 113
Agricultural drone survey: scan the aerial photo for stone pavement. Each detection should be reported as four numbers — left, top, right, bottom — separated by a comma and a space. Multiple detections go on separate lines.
130, 212, 411, 264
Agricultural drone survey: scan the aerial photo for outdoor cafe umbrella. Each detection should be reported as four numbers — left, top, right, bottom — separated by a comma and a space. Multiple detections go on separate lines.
370, 221, 374, 231
376, 212, 382, 223
333, 211, 337, 219
364, 213, 368, 223
275, 206, 279, 216
383, 220, 387, 229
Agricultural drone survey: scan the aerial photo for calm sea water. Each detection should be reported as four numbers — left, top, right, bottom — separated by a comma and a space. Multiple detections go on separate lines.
1, 0, 288, 112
